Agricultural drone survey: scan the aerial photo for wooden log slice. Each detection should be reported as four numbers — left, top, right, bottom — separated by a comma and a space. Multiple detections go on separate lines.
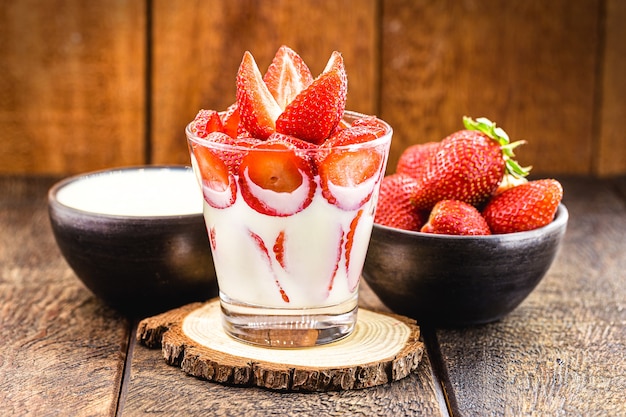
137, 298, 424, 392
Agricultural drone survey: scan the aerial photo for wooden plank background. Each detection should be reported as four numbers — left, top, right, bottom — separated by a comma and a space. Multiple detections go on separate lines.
1, 0, 624, 177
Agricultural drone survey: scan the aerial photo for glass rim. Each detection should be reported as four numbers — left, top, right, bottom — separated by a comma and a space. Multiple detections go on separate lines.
185, 110, 393, 153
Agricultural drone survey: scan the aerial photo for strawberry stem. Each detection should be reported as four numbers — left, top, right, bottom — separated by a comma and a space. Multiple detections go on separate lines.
463, 116, 532, 179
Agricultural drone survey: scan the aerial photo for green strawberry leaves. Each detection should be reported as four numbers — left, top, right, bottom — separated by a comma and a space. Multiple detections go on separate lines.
463, 116, 532, 179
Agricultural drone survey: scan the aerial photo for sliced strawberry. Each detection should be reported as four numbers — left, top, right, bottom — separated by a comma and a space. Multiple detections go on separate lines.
349, 115, 388, 138
190, 109, 224, 138
249, 231, 289, 303
234, 136, 263, 148
191, 133, 238, 209
275, 51, 348, 144
329, 117, 352, 137
267, 132, 318, 150
236, 51, 282, 139
220, 103, 240, 138
209, 226, 217, 251
344, 209, 364, 292
263, 45, 314, 110
325, 123, 384, 147
318, 141, 385, 210
238, 141, 315, 216
327, 230, 344, 293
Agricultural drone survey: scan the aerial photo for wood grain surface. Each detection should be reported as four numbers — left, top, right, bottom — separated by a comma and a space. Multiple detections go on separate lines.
0, 177, 131, 416
1, 1, 624, 176
136, 299, 424, 392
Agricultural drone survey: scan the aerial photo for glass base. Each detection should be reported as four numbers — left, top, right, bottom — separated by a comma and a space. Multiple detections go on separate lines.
220, 293, 358, 348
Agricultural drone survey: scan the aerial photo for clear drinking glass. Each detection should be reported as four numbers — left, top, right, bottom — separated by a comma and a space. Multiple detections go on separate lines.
186, 111, 392, 347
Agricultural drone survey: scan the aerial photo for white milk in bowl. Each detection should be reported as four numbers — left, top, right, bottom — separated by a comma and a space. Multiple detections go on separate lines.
55, 166, 203, 217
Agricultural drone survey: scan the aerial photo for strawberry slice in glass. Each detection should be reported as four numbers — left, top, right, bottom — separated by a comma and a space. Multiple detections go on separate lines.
190, 109, 224, 138
238, 140, 315, 216
191, 132, 238, 209
318, 124, 386, 210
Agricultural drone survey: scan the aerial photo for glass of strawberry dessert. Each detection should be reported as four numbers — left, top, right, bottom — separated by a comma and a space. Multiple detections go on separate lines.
185, 46, 392, 347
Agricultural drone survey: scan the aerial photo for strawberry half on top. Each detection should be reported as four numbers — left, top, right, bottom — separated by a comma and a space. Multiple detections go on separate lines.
482, 179, 563, 234
238, 139, 316, 216
236, 51, 283, 139
263, 45, 314, 110
236, 46, 347, 144
275, 51, 348, 145
412, 117, 530, 211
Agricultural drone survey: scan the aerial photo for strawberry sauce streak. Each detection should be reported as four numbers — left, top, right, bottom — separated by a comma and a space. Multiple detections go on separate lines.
273, 230, 287, 270
345, 209, 364, 292
249, 230, 290, 303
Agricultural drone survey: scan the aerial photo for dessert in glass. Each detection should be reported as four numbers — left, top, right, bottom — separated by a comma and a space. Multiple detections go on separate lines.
186, 46, 392, 347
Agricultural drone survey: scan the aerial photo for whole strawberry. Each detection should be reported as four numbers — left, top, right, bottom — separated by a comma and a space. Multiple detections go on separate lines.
412, 117, 530, 211
482, 179, 563, 234
421, 200, 491, 236
374, 173, 425, 231
396, 142, 438, 179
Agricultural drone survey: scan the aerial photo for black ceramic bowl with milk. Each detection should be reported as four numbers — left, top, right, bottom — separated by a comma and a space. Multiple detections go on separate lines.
48, 165, 217, 317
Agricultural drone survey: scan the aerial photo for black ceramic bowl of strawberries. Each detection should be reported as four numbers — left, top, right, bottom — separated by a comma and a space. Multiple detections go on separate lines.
362, 117, 568, 326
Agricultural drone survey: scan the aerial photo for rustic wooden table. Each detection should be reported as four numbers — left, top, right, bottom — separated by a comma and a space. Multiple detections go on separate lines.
1, 175, 624, 416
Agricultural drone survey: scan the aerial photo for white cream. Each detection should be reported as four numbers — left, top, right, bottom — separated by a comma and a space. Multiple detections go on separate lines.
56, 167, 203, 216
204, 174, 380, 309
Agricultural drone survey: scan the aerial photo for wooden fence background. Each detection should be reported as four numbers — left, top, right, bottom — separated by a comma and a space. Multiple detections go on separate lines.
1, 0, 624, 177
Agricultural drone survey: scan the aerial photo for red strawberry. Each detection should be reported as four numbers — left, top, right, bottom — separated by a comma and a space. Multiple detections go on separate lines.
190, 109, 224, 138
191, 132, 238, 209
273, 230, 287, 270
267, 132, 318, 150
318, 140, 386, 210
344, 209, 364, 292
238, 140, 315, 216
374, 173, 425, 231
421, 200, 491, 236
482, 179, 563, 234
263, 45, 314, 110
324, 122, 384, 147
220, 103, 240, 138
249, 231, 289, 303
396, 142, 438, 179
412, 117, 530, 210
349, 115, 388, 137
236, 51, 282, 139
275, 51, 348, 144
